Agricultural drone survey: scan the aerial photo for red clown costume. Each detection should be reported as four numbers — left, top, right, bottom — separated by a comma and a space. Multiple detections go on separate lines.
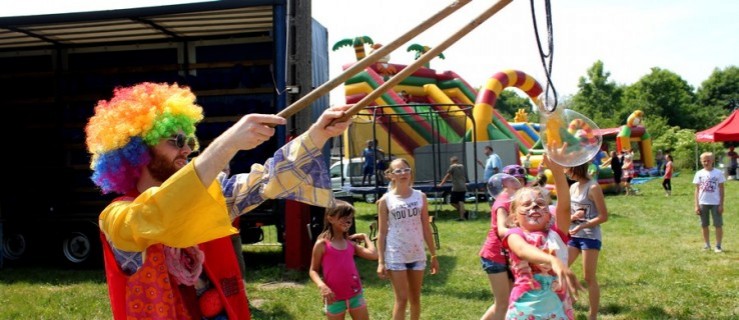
86, 83, 335, 319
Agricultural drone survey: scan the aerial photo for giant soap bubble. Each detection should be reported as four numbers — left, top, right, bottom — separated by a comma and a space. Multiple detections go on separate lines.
487, 173, 521, 198
537, 100, 602, 167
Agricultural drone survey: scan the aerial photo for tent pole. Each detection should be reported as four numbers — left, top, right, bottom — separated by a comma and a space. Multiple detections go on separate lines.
695, 143, 699, 171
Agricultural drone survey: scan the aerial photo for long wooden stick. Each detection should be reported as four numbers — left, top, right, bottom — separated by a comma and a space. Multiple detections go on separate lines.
276, 0, 472, 119
335, 0, 514, 123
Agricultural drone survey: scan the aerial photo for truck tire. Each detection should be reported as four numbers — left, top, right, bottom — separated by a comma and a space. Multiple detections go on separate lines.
62, 232, 91, 263
60, 229, 102, 268
2, 232, 28, 261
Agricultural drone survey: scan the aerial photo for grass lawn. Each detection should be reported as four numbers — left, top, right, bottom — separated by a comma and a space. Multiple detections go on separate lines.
0, 171, 736, 319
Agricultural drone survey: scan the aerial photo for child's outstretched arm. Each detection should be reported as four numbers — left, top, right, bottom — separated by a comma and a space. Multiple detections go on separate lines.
419, 193, 439, 275
376, 195, 390, 279
351, 233, 378, 260
308, 239, 335, 304
542, 154, 571, 232
506, 234, 584, 299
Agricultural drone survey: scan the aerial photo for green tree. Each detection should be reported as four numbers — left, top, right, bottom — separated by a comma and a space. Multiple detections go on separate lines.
495, 89, 532, 121
332, 36, 374, 61
652, 126, 723, 170
570, 60, 624, 129
644, 115, 670, 144
622, 67, 708, 130
696, 66, 739, 114
406, 44, 445, 69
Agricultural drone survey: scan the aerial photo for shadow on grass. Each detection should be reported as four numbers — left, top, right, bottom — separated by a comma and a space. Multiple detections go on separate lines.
0, 267, 105, 285
249, 302, 295, 320
630, 305, 677, 319
601, 302, 631, 316
243, 249, 285, 270
574, 301, 631, 316
575, 301, 661, 319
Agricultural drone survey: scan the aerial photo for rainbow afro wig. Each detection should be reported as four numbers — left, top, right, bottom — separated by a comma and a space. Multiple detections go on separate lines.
85, 82, 204, 194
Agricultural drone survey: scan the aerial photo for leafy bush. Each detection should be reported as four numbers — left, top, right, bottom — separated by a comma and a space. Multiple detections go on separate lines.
652, 126, 723, 170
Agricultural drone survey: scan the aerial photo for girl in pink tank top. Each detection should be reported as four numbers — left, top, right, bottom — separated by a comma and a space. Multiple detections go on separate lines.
309, 200, 378, 319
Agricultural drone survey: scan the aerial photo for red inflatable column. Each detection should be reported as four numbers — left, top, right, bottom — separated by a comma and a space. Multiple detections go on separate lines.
284, 130, 313, 270
284, 200, 311, 270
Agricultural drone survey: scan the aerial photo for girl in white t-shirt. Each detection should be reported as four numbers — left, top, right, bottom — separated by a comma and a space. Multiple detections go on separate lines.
376, 158, 439, 319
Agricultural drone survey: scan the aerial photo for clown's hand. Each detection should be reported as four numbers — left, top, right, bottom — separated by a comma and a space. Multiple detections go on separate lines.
232, 113, 286, 151
308, 105, 351, 148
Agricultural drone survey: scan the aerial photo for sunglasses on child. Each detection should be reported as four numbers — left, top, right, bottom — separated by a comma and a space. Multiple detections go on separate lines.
167, 133, 198, 150
505, 167, 526, 176
391, 168, 412, 174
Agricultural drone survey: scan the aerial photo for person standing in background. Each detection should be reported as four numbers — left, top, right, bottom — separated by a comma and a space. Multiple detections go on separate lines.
438, 156, 468, 221
362, 140, 378, 186
608, 151, 622, 194
693, 152, 725, 253
662, 154, 673, 196
523, 151, 532, 175
478, 146, 502, 182
621, 151, 635, 196
727, 146, 738, 180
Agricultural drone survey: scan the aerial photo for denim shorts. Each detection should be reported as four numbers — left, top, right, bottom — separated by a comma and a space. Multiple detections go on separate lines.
326, 292, 366, 315
480, 257, 508, 274
386, 260, 426, 271
568, 237, 602, 250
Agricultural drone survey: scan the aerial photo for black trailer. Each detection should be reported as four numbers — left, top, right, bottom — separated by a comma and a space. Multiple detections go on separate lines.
0, 0, 329, 268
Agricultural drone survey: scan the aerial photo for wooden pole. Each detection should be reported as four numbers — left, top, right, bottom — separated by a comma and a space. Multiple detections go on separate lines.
276, 0, 472, 119
333, 0, 514, 124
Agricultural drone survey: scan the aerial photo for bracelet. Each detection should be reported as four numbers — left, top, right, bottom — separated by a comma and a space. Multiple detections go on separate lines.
430, 254, 437, 259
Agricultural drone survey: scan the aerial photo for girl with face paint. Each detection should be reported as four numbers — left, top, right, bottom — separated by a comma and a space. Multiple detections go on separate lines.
500, 155, 584, 320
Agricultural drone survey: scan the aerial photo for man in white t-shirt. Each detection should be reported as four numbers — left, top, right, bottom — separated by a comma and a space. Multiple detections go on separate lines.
693, 152, 725, 253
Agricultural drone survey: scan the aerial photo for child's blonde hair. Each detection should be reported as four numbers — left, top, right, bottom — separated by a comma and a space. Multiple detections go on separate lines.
319, 200, 355, 240
700, 152, 714, 161
385, 158, 413, 191
508, 186, 553, 228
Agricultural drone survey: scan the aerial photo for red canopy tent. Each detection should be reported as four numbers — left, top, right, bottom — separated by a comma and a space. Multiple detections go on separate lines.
695, 109, 739, 142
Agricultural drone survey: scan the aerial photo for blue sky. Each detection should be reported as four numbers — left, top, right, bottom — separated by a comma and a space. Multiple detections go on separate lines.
4, 0, 737, 106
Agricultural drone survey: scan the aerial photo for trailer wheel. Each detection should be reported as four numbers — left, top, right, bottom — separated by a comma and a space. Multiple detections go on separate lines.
2, 233, 27, 261
62, 232, 92, 265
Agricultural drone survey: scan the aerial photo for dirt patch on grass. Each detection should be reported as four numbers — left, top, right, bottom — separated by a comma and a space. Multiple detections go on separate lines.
257, 281, 305, 291
250, 298, 267, 308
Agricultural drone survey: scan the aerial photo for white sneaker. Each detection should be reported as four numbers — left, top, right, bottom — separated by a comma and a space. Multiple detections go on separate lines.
714, 246, 723, 253
702, 245, 711, 251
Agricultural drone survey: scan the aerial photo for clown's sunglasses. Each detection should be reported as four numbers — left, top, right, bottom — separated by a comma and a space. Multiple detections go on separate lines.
167, 133, 198, 151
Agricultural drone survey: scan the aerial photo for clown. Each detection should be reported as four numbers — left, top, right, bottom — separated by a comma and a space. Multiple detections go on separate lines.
86, 82, 350, 319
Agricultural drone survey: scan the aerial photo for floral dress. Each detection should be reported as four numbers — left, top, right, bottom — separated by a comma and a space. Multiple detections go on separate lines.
502, 226, 573, 320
